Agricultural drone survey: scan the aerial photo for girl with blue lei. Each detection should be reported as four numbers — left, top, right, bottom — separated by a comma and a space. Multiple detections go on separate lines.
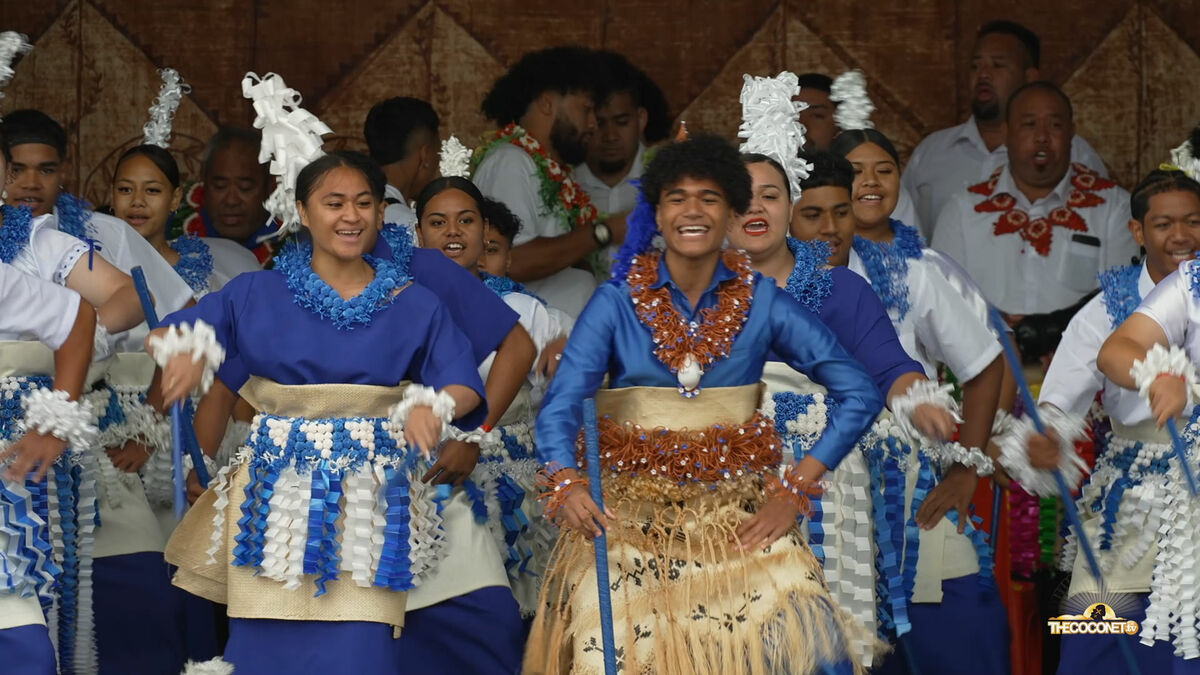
796, 135, 1009, 674
727, 150, 973, 667
1017, 169, 1200, 674
526, 134, 884, 675
153, 151, 489, 675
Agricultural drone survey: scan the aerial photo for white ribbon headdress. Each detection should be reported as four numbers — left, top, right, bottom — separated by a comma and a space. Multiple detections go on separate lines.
830, 69, 875, 131
242, 72, 331, 236
143, 68, 188, 148
0, 32, 32, 107
737, 71, 811, 201
1168, 133, 1200, 182
439, 135, 471, 179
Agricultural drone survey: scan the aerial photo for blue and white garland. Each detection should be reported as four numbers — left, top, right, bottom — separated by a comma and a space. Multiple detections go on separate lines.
0, 203, 33, 263
852, 219, 924, 320
169, 235, 214, 295
54, 193, 95, 241
275, 242, 410, 331
783, 237, 833, 313
1098, 263, 1142, 329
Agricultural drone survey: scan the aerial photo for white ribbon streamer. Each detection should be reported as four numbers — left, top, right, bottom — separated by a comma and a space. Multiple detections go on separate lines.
737, 71, 812, 202
0, 31, 31, 102
438, 135, 471, 179
142, 68, 189, 148
830, 69, 875, 131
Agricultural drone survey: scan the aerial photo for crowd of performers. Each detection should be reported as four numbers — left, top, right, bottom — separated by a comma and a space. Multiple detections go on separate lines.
3, 20, 1200, 675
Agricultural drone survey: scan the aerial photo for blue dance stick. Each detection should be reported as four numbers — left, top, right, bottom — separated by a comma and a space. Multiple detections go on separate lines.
1166, 419, 1198, 497
990, 482, 1003, 557
583, 398, 617, 675
987, 308, 1139, 675
130, 268, 206, 515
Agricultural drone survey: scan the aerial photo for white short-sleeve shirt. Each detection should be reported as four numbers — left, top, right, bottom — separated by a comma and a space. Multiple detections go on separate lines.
1136, 260, 1200, 367
848, 249, 1001, 380
472, 144, 597, 317
573, 145, 645, 215
198, 236, 262, 298
903, 117, 1108, 240
930, 165, 1136, 316
1041, 264, 1170, 426
383, 184, 419, 241
0, 262, 82, 348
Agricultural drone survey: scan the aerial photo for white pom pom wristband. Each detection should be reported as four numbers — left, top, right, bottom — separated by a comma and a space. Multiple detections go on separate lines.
388, 386, 457, 446
1131, 343, 1200, 405
995, 404, 1089, 497
889, 379, 961, 443
19, 389, 97, 452
147, 321, 225, 395
934, 442, 995, 477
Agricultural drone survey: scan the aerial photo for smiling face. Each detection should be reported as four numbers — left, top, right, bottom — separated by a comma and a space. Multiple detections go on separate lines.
1007, 87, 1074, 195
111, 153, 182, 244
727, 161, 789, 259
845, 142, 899, 232
5, 143, 63, 217
656, 177, 734, 260
417, 187, 485, 270
789, 185, 855, 267
1134, 189, 1200, 283
297, 166, 383, 262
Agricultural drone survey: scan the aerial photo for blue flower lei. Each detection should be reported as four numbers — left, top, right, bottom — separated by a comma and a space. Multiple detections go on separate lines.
168, 235, 214, 294
54, 193, 95, 240
275, 241, 410, 330
1097, 263, 1142, 328
0, 204, 34, 264
1188, 259, 1200, 303
379, 222, 415, 272
479, 271, 547, 305
852, 219, 925, 320
783, 237, 833, 313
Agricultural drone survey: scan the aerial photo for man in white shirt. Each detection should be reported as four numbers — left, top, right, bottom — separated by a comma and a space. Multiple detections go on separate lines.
903, 20, 1108, 239
473, 46, 626, 317
363, 97, 439, 235
932, 82, 1137, 320
574, 51, 668, 216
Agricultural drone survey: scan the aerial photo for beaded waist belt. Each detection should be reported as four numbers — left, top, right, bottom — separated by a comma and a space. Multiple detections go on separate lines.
576, 384, 781, 482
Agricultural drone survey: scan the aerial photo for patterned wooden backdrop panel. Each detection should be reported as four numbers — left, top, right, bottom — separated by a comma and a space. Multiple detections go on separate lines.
3, 0, 1199, 206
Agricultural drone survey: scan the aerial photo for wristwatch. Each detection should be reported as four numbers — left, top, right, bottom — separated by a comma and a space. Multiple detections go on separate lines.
592, 221, 612, 248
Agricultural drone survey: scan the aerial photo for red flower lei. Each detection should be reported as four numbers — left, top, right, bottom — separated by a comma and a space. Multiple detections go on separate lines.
968, 163, 1114, 256
627, 249, 754, 396
470, 123, 599, 234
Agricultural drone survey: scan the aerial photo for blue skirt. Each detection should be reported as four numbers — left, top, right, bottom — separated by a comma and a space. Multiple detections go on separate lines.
0, 623, 57, 675
94, 551, 186, 675
394, 585, 524, 674
874, 573, 1010, 675
225, 618, 399, 674
1057, 592, 1200, 675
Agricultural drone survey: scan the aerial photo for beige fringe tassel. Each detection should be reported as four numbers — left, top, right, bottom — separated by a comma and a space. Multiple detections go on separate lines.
524, 475, 879, 675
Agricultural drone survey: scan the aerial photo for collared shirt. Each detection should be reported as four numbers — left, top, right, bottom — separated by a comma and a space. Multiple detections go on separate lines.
383, 183, 418, 235
573, 144, 646, 215
848, 248, 1001, 381
1136, 260, 1200, 376
473, 143, 598, 317
903, 117, 1108, 240
0, 261, 81, 349
1041, 264, 1176, 425
536, 253, 883, 470
930, 164, 1135, 315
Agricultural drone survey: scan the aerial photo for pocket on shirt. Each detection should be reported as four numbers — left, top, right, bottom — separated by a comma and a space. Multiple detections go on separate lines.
1056, 233, 1101, 293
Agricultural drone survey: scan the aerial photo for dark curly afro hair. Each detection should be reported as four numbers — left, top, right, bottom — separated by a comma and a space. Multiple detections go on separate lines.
639, 134, 751, 213
481, 46, 609, 126
480, 197, 523, 244
595, 50, 671, 144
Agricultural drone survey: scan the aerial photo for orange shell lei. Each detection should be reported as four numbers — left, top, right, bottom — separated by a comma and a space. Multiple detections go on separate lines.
574, 412, 782, 484
627, 249, 755, 397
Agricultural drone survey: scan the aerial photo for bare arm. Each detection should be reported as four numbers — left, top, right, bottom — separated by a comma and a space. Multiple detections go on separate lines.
508, 226, 598, 282
1097, 313, 1169, 390
958, 355, 1004, 450
64, 256, 146, 333
482, 324, 536, 427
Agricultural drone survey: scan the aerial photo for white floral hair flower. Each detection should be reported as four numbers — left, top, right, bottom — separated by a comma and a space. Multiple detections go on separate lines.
242, 72, 332, 236
143, 68, 189, 148
830, 69, 875, 131
737, 71, 812, 201
439, 135, 471, 178
0, 32, 32, 106
1169, 135, 1200, 182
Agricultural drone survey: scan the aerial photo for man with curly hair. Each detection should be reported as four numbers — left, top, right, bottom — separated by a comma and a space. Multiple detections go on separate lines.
472, 46, 626, 317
